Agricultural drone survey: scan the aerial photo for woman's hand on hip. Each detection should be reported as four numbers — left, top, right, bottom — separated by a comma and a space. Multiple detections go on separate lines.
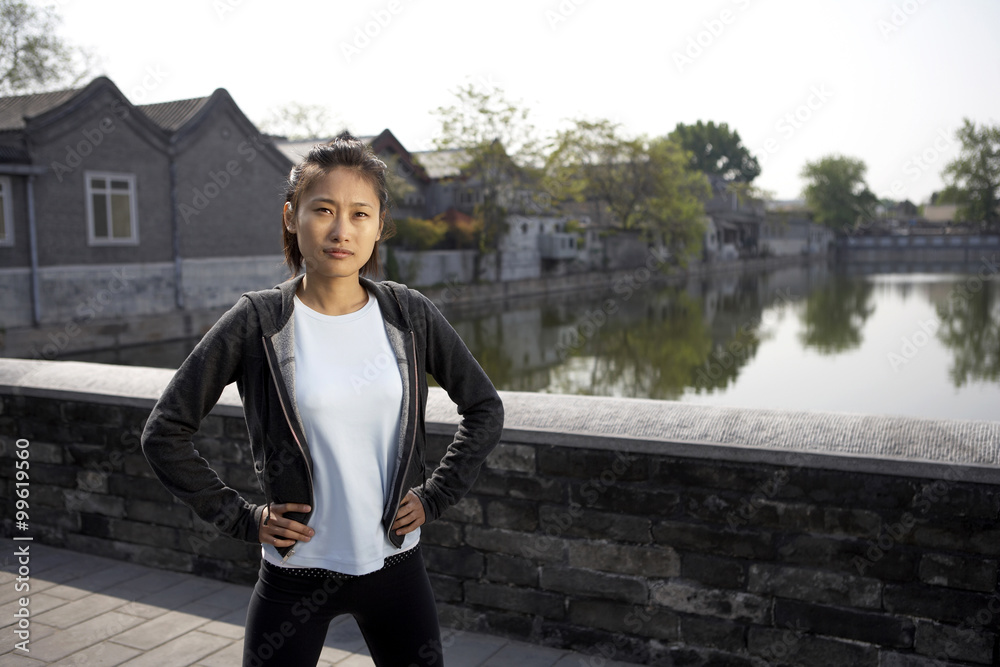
259, 503, 314, 548
392, 491, 426, 536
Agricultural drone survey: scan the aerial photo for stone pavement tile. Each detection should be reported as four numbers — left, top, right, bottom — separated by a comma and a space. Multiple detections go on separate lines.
49, 640, 143, 666
481, 640, 570, 667
120, 577, 228, 619
32, 591, 129, 629
0, 621, 58, 648
3, 544, 76, 578
112, 570, 184, 600
334, 654, 376, 667
318, 643, 362, 664
1, 620, 58, 662
117, 630, 232, 667
0, 592, 69, 630
175, 598, 236, 621
323, 616, 369, 654
442, 631, 507, 665
193, 639, 244, 667
188, 582, 251, 613
24, 552, 112, 588
198, 607, 246, 640
1, 652, 46, 665
0, 574, 57, 605
45, 562, 150, 600
113, 607, 221, 651
23, 611, 145, 662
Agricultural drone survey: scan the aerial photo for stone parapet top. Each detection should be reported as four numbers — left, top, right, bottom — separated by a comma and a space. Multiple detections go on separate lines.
2, 358, 998, 484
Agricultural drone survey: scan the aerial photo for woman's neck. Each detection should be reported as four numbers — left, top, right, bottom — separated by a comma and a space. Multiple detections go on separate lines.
297, 273, 368, 316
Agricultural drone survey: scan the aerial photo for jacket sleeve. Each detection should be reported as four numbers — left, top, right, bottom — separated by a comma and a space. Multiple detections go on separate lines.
140, 295, 264, 544
411, 290, 504, 522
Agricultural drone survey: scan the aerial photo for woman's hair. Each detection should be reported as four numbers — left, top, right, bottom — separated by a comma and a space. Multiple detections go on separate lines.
282, 131, 396, 278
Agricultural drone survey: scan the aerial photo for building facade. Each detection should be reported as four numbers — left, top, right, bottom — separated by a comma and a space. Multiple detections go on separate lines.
0, 77, 293, 337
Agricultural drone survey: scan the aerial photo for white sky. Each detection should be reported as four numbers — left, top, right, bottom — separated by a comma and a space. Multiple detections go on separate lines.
52, 0, 1000, 204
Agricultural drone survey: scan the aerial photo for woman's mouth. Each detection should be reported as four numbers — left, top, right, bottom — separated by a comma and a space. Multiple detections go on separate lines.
324, 248, 353, 259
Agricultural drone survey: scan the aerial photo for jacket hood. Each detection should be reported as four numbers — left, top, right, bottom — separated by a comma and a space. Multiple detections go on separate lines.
245, 273, 414, 336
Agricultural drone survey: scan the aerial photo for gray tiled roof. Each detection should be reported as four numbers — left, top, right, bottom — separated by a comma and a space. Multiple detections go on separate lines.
138, 96, 210, 132
274, 137, 330, 164
274, 134, 378, 165
0, 87, 82, 131
410, 149, 468, 179
0, 143, 29, 163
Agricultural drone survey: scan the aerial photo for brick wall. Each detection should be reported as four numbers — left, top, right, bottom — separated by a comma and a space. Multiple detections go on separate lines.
0, 360, 997, 666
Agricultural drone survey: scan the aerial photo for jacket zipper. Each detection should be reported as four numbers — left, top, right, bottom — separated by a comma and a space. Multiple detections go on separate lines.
262, 335, 314, 562
387, 329, 420, 544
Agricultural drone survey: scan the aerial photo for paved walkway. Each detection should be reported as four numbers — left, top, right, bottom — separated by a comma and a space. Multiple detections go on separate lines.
1, 543, 638, 666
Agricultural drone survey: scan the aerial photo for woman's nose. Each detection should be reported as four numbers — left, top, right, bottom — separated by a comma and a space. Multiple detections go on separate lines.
328, 214, 349, 239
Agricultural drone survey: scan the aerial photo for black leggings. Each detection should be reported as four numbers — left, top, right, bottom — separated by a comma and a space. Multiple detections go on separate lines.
243, 547, 443, 667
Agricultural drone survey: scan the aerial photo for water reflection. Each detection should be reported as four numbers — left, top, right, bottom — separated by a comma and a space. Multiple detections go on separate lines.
440, 264, 1000, 420
798, 277, 875, 354
59, 263, 1000, 420
936, 278, 1000, 387
445, 265, 818, 401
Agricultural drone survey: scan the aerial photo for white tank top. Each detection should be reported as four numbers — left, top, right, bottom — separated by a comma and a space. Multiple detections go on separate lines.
261, 288, 419, 574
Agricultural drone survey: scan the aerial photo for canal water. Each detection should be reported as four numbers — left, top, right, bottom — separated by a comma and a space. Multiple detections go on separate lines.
64, 263, 1000, 423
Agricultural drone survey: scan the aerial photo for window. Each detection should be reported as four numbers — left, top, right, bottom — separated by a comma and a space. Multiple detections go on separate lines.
86, 172, 138, 245
0, 176, 12, 246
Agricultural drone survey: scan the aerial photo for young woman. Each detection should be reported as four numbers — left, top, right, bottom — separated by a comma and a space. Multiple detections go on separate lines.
141, 133, 504, 666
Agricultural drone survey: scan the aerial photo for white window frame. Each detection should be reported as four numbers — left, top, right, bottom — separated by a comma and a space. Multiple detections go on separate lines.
0, 175, 12, 247
85, 171, 139, 246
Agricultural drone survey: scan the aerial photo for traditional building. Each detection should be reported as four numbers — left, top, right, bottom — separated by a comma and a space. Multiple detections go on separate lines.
0, 77, 291, 352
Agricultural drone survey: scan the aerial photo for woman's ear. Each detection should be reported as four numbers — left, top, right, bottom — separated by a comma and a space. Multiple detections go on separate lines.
283, 202, 296, 233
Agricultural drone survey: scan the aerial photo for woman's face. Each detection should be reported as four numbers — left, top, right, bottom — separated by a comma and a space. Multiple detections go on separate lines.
284, 167, 382, 281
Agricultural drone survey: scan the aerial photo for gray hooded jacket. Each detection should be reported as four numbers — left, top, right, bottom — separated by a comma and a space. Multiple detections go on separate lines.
141, 273, 504, 560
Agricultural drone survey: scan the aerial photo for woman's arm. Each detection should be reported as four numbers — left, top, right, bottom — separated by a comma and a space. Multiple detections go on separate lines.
141, 296, 264, 543
411, 292, 504, 523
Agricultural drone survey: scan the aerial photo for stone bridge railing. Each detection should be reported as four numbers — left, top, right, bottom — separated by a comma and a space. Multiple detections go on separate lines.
1, 359, 997, 666
837, 234, 1000, 268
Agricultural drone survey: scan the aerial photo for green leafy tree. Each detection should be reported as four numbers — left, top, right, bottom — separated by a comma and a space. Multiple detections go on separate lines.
547, 287, 713, 400
798, 276, 874, 354
432, 81, 540, 278
389, 217, 448, 251
0, 0, 92, 95
546, 119, 709, 259
941, 119, 1000, 230
670, 120, 761, 182
801, 155, 878, 233
935, 280, 1000, 386
258, 102, 337, 141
